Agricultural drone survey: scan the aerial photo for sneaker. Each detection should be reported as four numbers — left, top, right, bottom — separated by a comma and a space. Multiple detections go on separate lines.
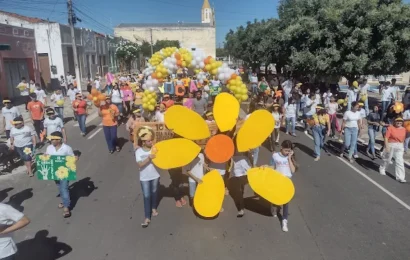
304, 130, 308, 135
380, 151, 384, 158
379, 167, 386, 176
339, 153, 344, 158
285, 132, 289, 135
353, 154, 359, 159
366, 150, 371, 158
282, 219, 288, 232
314, 157, 320, 162
349, 157, 354, 163
275, 141, 279, 145
237, 210, 245, 218
397, 178, 407, 183
291, 133, 297, 137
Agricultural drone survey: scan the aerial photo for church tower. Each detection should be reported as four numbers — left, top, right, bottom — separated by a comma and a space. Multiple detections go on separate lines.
201, 0, 214, 26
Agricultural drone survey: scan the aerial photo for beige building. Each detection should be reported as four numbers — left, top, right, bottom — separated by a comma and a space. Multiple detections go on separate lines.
114, 0, 216, 57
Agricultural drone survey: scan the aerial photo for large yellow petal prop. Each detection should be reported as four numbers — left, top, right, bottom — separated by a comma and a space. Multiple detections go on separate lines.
213, 93, 240, 132
152, 138, 201, 169
194, 170, 225, 218
164, 105, 210, 140
247, 167, 295, 205
236, 109, 275, 152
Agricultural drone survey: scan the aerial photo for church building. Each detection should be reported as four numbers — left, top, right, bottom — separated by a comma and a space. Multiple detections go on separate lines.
114, 0, 216, 57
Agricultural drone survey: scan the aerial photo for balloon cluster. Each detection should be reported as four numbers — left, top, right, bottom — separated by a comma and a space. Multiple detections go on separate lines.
203, 56, 222, 75
142, 90, 158, 112
191, 50, 206, 70
226, 73, 248, 102
87, 89, 106, 107
149, 51, 166, 66
153, 63, 169, 81
196, 72, 207, 84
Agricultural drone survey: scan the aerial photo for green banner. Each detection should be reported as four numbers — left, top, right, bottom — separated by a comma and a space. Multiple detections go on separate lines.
36, 155, 77, 181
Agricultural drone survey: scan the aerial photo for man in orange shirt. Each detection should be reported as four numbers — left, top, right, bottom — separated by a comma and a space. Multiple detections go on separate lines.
379, 117, 406, 182
98, 96, 120, 154
27, 93, 45, 141
161, 94, 174, 110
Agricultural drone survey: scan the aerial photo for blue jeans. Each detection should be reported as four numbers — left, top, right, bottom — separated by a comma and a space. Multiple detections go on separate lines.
140, 178, 160, 219
55, 107, 64, 121
252, 147, 260, 166
368, 128, 376, 154
284, 92, 290, 104
295, 101, 301, 118
113, 102, 123, 114
55, 180, 70, 208
15, 144, 33, 162
342, 127, 358, 158
251, 84, 258, 95
103, 125, 117, 151
286, 117, 296, 134
381, 101, 390, 120
76, 114, 86, 134
189, 181, 197, 198
312, 125, 325, 157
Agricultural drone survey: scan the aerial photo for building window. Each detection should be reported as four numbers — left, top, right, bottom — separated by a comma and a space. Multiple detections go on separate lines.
12, 28, 18, 35
24, 30, 29, 37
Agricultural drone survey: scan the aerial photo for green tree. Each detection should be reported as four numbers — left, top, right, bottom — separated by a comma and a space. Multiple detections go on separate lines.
216, 47, 228, 57
116, 42, 140, 73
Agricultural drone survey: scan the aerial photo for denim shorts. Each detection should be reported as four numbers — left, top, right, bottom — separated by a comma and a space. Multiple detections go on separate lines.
15, 144, 33, 162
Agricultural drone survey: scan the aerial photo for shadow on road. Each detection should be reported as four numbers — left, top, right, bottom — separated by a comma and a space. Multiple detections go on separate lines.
7, 188, 33, 212
293, 142, 315, 158
117, 137, 128, 150
244, 196, 272, 217
84, 125, 97, 136
15, 230, 72, 260
69, 177, 97, 210
0, 187, 13, 202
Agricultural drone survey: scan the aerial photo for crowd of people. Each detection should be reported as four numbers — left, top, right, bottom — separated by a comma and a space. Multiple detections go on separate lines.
1, 70, 409, 259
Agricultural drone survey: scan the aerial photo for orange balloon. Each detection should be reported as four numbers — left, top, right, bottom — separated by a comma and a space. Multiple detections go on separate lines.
93, 96, 98, 102
405, 121, 410, 132
204, 57, 211, 65
98, 93, 106, 101
177, 60, 182, 66
205, 134, 235, 163
87, 94, 93, 101
91, 89, 98, 95
175, 53, 181, 60
231, 74, 238, 80
151, 73, 157, 79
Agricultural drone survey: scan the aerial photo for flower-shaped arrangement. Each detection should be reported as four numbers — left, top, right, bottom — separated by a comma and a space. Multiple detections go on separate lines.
55, 166, 69, 180
65, 156, 76, 171
150, 93, 294, 217
23, 147, 32, 155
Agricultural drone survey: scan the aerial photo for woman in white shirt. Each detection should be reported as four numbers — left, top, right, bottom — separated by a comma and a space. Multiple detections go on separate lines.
135, 130, 160, 228
110, 83, 125, 121
340, 101, 362, 162
322, 89, 332, 107
283, 98, 297, 136
327, 96, 339, 138
347, 86, 357, 111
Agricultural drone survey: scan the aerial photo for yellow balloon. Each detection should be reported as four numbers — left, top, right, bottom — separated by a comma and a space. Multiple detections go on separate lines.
241, 94, 248, 101
205, 64, 212, 71
164, 105, 211, 140
236, 110, 275, 152
182, 61, 187, 67
352, 81, 358, 87
152, 138, 201, 169
148, 105, 155, 111
194, 170, 225, 217
213, 93, 240, 132
247, 167, 295, 205
56, 99, 65, 106
211, 69, 218, 75
142, 103, 148, 109
142, 97, 148, 103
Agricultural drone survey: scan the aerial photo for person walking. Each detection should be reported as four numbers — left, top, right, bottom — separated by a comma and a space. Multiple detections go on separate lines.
327, 96, 339, 139
283, 98, 297, 136
45, 131, 77, 217
366, 105, 381, 159
281, 76, 293, 104
16, 77, 30, 111
2, 98, 21, 139
111, 83, 125, 123
193, 91, 207, 116
99, 96, 120, 153
231, 147, 251, 218
72, 93, 88, 136
59, 75, 67, 97
50, 89, 65, 121
340, 101, 362, 163
312, 106, 331, 161
0, 203, 30, 260
379, 117, 406, 183
9, 116, 36, 177
43, 110, 66, 143
269, 140, 297, 232
135, 130, 160, 228
27, 93, 45, 141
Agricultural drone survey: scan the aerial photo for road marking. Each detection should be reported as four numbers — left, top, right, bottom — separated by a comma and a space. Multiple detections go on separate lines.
304, 132, 410, 211
87, 128, 102, 139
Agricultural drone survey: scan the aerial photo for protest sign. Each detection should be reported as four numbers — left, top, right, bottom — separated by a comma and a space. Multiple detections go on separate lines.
36, 155, 77, 181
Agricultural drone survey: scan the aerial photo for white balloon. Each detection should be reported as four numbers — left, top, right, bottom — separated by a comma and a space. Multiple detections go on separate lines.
142, 84, 147, 89
191, 60, 197, 66
152, 79, 159, 86
148, 86, 155, 92
199, 62, 205, 68
218, 73, 225, 81
217, 67, 223, 73
224, 67, 230, 73
145, 81, 152, 88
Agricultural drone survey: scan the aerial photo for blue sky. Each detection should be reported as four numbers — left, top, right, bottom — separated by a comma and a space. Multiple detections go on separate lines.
1, 0, 279, 46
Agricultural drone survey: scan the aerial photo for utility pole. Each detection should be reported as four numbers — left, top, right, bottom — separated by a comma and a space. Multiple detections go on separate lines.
150, 28, 153, 56
68, 0, 82, 91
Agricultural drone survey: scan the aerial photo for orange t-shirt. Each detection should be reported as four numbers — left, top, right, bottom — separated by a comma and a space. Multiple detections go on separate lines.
27, 101, 45, 120
386, 125, 406, 143
100, 104, 120, 126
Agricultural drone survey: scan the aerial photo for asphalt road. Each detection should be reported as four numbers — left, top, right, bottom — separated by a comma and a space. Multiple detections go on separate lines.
0, 113, 409, 260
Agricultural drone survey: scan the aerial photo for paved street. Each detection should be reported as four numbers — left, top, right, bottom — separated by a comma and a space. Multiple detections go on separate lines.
0, 111, 409, 260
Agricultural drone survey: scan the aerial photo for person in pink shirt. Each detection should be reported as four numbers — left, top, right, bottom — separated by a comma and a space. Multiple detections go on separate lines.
183, 92, 194, 110
121, 84, 134, 117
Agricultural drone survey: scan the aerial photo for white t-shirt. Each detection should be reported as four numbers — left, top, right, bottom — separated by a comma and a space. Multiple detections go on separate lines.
111, 89, 122, 103
46, 143, 74, 156
10, 126, 35, 147
232, 155, 250, 177
94, 80, 101, 90
327, 102, 338, 115
18, 83, 29, 96
43, 117, 64, 135
390, 86, 399, 99
322, 92, 332, 106
403, 110, 410, 120
360, 84, 369, 95
359, 108, 366, 119
272, 112, 281, 128
29, 83, 36, 93
34, 89, 46, 104
315, 93, 322, 104
347, 89, 357, 102
2, 107, 21, 131
135, 148, 160, 181
66, 75, 73, 84
182, 153, 204, 183
51, 93, 64, 108
306, 98, 317, 116
343, 111, 361, 128
0, 203, 24, 258
67, 88, 79, 102
209, 162, 226, 176
155, 111, 165, 123
282, 80, 293, 94
271, 152, 292, 178
250, 76, 258, 84
381, 88, 393, 102
284, 103, 296, 118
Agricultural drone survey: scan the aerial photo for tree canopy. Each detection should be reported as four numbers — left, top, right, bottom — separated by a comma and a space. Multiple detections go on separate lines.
225, 0, 410, 81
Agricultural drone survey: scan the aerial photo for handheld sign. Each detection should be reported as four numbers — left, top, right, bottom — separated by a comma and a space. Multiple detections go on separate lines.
36, 155, 77, 181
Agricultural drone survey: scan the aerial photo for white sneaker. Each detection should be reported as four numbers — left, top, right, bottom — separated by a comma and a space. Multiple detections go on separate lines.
304, 130, 308, 135
379, 167, 386, 176
353, 154, 359, 159
282, 219, 288, 232
397, 179, 407, 183
285, 132, 289, 135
